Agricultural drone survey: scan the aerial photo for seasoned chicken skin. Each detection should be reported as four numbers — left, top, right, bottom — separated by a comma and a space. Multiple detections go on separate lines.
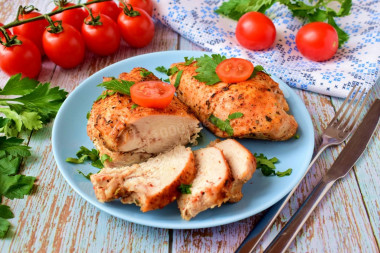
87, 68, 201, 167
169, 62, 298, 140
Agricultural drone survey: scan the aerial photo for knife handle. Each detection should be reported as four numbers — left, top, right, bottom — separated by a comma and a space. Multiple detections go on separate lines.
264, 178, 335, 253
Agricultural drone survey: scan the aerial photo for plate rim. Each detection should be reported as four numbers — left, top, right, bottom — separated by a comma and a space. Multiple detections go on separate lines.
52, 50, 314, 229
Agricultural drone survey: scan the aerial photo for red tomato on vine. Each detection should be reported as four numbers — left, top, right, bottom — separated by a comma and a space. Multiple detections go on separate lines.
118, 5, 154, 48
43, 23, 85, 69
82, 14, 121, 56
0, 35, 41, 78
52, 1, 86, 31
119, 0, 153, 16
12, 7, 49, 55
85, 0, 120, 21
0, 22, 12, 41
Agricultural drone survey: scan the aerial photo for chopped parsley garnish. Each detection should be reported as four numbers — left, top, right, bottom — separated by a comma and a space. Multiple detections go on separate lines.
131, 104, 139, 109
250, 65, 270, 78
155, 66, 168, 74
66, 146, 112, 169
194, 54, 227, 85
86, 111, 91, 120
77, 170, 93, 180
254, 153, 292, 177
163, 78, 170, 83
140, 69, 153, 77
155, 66, 179, 76
178, 184, 192, 194
0, 74, 68, 137
0, 136, 35, 238
95, 91, 116, 102
174, 70, 184, 88
294, 133, 300, 139
97, 79, 135, 96
215, 0, 351, 46
208, 112, 243, 136
184, 56, 195, 66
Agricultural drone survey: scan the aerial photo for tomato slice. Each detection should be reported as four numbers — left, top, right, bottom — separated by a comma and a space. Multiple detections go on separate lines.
215, 58, 254, 83
130, 81, 176, 109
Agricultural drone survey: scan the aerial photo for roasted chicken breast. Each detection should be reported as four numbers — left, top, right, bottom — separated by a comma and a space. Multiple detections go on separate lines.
169, 62, 298, 140
87, 68, 201, 167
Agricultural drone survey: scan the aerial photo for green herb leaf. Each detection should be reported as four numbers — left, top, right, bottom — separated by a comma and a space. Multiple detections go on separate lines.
100, 154, 112, 164
66, 146, 106, 169
0, 74, 39, 96
163, 78, 170, 83
155, 66, 168, 74
140, 69, 153, 77
250, 65, 270, 79
0, 174, 36, 200
77, 170, 93, 180
0, 217, 10, 238
0, 137, 31, 158
294, 133, 300, 139
96, 91, 116, 101
0, 205, 14, 219
194, 54, 226, 85
167, 66, 179, 76
254, 153, 292, 177
208, 114, 234, 136
131, 104, 139, 110
178, 184, 192, 194
86, 112, 91, 120
184, 56, 195, 66
97, 79, 135, 96
228, 112, 244, 120
0, 156, 21, 176
174, 70, 184, 88
276, 168, 292, 177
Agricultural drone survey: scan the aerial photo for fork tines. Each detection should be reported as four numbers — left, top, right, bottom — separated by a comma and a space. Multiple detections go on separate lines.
329, 86, 371, 132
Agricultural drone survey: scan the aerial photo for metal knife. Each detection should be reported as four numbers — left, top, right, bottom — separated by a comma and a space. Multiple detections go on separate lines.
264, 98, 380, 253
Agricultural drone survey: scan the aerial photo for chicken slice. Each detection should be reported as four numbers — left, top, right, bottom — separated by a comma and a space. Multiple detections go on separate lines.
177, 147, 233, 220
90, 146, 196, 212
212, 139, 256, 202
170, 62, 298, 140
87, 67, 201, 167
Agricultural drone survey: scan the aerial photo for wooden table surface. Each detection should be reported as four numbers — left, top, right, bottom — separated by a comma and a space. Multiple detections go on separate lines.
1, 1, 379, 252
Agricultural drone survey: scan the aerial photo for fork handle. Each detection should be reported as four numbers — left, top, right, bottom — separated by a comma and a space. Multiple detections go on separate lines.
235, 141, 332, 253
264, 178, 335, 253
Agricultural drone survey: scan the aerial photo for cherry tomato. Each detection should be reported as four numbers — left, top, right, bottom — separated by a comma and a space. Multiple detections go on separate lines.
236, 12, 276, 51
119, 0, 153, 16
85, 0, 120, 21
42, 23, 85, 69
118, 6, 154, 48
216, 58, 254, 83
0, 22, 12, 41
0, 35, 41, 78
82, 14, 120, 56
296, 22, 338, 62
52, 2, 86, 31
130, 81, 175, 108
12, 11, 49, 55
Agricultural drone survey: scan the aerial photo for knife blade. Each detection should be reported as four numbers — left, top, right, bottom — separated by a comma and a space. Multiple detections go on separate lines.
264, 98, 380, 253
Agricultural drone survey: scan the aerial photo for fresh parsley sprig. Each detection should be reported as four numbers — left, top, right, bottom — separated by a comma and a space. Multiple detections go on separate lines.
0, 74, 68, 137
254, 153, 292, 177
208, 112, 244, 136
66, 146, 112, 170
215, 0, 351, 46
178, 183, 192, 194
194, 54, 227, 85
0, 136, 35, 238
97, 79, 135, 97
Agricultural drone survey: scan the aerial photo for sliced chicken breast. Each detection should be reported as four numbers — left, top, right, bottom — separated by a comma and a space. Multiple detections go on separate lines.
90, 146, 196, 212
177, 147, 233, 220
169, 62, 298, 140
212, 139, 256, 202
87, 67, 201, 167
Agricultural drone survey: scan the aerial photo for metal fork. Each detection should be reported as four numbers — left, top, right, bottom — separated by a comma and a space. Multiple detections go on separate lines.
236, 85, 371, 253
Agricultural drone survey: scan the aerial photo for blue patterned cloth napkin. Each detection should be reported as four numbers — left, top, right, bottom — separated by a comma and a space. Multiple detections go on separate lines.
154, 0, 380, 98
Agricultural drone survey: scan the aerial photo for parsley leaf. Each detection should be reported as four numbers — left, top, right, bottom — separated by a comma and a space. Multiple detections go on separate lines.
77, 170, 93, 180
97, 79, 135, 96
0, 217, 10, 238
209, 115, 233, 136
216, 0, 352, 46
131, 104, 139, 110
0, 137, 31, 158
184, 56, 195, 66
66, 146, 112, 170
0, 74, 67, 137
194, 54, 226, 85
254, 153, 292, 177
0, 174, 36, 200
155, 66, 168, 74
178, 184, 192, 194
228, 112, 244, 120
174, 70, 184, 88
140, 69, 153, 77
95, 91, 116, 102
167, 66, 179, 76
250, 65, 270, 79
0, 205, 14, 219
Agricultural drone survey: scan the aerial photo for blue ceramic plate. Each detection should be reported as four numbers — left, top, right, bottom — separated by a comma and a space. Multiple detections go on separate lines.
52, 50, 314, 229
